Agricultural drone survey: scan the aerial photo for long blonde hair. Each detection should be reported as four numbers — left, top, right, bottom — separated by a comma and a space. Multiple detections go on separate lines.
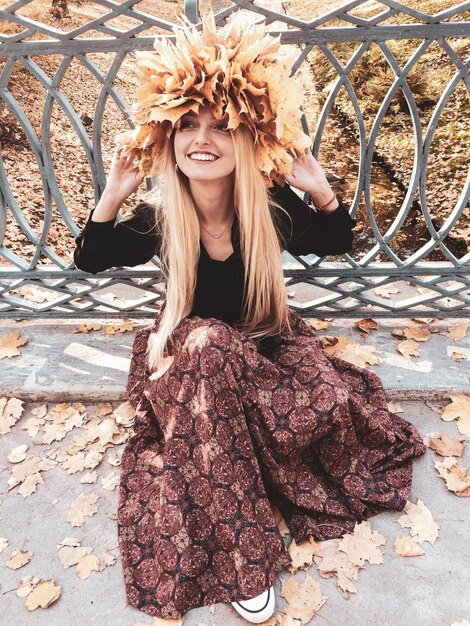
146, 124, 292, 378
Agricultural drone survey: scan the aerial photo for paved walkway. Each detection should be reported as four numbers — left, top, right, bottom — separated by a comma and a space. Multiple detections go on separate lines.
0, 317, 469, 625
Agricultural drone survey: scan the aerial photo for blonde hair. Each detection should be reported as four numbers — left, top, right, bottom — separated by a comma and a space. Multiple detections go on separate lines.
146, 124, 292, 378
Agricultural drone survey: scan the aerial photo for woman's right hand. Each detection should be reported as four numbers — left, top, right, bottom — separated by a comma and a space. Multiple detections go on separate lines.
103, 147, 145, 206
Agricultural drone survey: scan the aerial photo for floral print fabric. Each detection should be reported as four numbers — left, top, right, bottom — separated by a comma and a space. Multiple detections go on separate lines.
117, 309, 426, 619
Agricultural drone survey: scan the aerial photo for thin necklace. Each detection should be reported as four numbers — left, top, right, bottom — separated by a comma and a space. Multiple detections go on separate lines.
199, 214, 234, 239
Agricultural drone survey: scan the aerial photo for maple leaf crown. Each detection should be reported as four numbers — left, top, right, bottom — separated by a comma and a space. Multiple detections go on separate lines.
116, 10, 312, 187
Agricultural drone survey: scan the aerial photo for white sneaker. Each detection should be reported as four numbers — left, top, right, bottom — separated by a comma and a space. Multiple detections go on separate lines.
231, 585, 275, 623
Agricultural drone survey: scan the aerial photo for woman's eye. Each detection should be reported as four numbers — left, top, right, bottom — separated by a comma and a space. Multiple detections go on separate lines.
215, 124, 228, 131
179, 121, 194, 129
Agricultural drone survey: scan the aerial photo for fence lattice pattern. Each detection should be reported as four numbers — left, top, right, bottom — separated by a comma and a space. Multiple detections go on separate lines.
0, 0, 469, 318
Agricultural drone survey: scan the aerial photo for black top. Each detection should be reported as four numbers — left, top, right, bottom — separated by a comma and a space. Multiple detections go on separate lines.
73, 182, 356, 324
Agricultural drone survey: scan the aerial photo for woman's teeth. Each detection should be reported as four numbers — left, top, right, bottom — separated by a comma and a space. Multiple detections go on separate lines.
189, 153, 218, 161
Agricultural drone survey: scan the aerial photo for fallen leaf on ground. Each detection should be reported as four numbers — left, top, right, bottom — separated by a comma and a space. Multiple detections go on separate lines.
450, 351, 466, 362
66, 492, 100, 527
396, 500, 439, 546
450, 620, 470, 626
445, 322, 468, 341
272, 505, 290, 537
434, 457, 470, 496
321, 336, 382, 368
57, 538, 92, 568
16, 576, 41, 598
287, 536, 317, 573
6, 550, 34, 570
339, 521, 386, 566
80, 471, 98, 484
279, 572, 328, 624
355, 318, 378, 334
7, 444, 28, 463
393, 537, 425, 557
425, 432, 466, 457
307, 318, 331, 331
113, 401, 135, 427
0, 537, 9, 553
76, 553, 101, 579
0, 331, 28, 359
73, 323, 102, 333
441, 395, 470, 435
403, 326, 430, 342
397, 339, 420, 358
314, 538, 359, 597
8, 455, 57, 497
105, 320, 140, 334
101, 470, 120, 491
0, 397, 25, 435
25, 578, 61, 610
387, 401, 404, 413
374, 285, 399, 299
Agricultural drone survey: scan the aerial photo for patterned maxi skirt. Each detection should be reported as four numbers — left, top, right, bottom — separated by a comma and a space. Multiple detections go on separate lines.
117, 308, 426, 619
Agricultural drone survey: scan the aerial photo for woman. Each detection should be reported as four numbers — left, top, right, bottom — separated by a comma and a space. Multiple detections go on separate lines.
74, 12, 426, 623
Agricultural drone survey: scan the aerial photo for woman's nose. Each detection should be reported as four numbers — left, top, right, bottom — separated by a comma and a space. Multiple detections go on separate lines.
194, 126, 211, 144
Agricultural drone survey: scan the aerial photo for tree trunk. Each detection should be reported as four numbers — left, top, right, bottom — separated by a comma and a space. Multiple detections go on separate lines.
50, 0, 69, 19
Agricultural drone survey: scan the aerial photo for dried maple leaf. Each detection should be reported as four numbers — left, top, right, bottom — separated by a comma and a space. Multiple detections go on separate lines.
403, 326, 430, 342
20, 416, 45, 437
425, 432, 466, 457
25, 578, 61, 610
279, 572, 327, 624
6, 550, 34, 570
314, 538, 359, 597
113, 401, 136, 427
16, 576, 41, 598
0, 331, 28, 359
272, 505, 290, 537
387, 401, 404, 413
339, 521, 386, 566
355, 318, 379, 334
76, 553, 101, 579
66, 492, 100, 527
396, 500, 439, 545
80, 471, 98, 484
107, 450, 123, 467
104, 320, 140, 334
434, 457, 470, 496
322, 336, 382, 368
7, 444, 28, 463
0, 397, 24, 435
57, 539, 92, 568
73, 323, 102, 333
450, 351, 466, 362
307, 318, 331, 331
286, 536, 317, 573
441, 395, 470, 435
393, 537, 425, 557
101, 470, 120, 491
374, 284, 399, 299
8, 455, 57, 497
397, 339, 420, 358
445, 322, 468, 341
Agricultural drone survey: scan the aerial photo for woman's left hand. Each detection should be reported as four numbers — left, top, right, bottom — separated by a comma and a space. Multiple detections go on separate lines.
284, 151, 329, 196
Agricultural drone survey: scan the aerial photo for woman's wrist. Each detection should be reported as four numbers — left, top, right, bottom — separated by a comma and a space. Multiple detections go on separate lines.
308, 181, 339, 213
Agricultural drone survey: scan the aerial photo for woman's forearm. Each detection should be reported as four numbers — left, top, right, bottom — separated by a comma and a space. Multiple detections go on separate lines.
91, 190, 126, 222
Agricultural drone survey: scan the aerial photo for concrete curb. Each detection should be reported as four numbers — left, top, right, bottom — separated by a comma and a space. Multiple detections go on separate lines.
0, 317, 468, 402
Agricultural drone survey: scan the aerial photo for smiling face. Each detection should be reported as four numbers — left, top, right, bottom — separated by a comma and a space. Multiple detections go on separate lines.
173, 107, 236, 183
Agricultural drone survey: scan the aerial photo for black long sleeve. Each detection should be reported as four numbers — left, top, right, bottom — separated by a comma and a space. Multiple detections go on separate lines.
269, 182, 356, 256
73, 202, 160, 274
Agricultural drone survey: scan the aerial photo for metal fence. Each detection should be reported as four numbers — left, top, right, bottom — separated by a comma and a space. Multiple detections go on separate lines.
0, 0, 468, 319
